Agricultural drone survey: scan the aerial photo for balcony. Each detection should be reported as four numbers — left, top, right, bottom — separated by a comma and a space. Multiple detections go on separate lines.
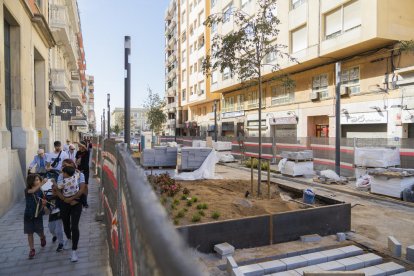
70, 80, 83, 107
50, 69, 70, 99
168, 68, 177, 79
168, 119, 176, 128
167, 88, 176, 97
49, 4, 78, 68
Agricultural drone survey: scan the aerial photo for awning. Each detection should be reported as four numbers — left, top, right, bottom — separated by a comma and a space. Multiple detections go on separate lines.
69, 120, 88, 127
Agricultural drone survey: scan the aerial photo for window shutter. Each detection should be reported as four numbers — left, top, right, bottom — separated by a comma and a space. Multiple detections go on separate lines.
343, 0, 361, 31
325, 8, 341, 37
292, 25, 307, 53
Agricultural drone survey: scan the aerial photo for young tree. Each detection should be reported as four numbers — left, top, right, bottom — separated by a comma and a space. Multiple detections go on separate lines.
113, 124, 121, 136
203, 0, 296, 195
144, 87, 167, 135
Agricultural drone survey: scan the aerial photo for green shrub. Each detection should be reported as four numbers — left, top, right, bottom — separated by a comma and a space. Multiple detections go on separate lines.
183, 208, 188, 212
191, 214, 201, 222
191, 197, 198, 203
173, 218, 179, 225
175, 210, 185, 218
181, 195, 187, 200
182, 187, 190, 195
196, 203, 208, 210
198, 210, 205, 216
211, 211, 220, 219
186, 201, 192, 207
244, 158, 269, 170
173, 199, 180, 205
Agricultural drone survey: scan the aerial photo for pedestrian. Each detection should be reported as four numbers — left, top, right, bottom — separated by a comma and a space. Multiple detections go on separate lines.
28, 149, 48, 176
66, 144, 77, 163
44, 182, 65, 252
63, 139, 70, 152
55, 165, 85, 262
46, 141, 69, 181
76, 141, 90, 208
24, 174, 47, 259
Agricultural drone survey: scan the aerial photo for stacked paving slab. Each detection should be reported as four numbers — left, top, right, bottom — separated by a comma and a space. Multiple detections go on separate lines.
140, 146, 177, 167
181, 147, 212, 170
231, 245, 412, 276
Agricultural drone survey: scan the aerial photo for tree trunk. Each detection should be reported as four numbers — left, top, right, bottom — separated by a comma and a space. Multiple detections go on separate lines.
258, 71, 262, 196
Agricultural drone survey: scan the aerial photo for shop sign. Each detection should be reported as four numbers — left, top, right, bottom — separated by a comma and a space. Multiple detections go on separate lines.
341, 111, 387, 125
221, 111, 244, 119
269, 116, 297, 125
402, 110, 414, 123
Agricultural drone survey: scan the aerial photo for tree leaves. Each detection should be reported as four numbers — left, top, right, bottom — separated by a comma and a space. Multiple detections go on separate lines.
144, 88, 167, 135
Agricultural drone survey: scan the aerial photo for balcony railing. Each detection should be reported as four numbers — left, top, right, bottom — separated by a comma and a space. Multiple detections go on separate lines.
70, 80, 83, 106
51, 69, 70, 98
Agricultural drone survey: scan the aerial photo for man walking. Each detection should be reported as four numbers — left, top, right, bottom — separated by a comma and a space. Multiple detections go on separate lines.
47, 141, 69, 181
28, 149, 48, 176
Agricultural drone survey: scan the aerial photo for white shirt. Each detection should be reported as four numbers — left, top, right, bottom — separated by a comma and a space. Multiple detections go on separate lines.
46, 150, 69, 171
66, 149, 77, 162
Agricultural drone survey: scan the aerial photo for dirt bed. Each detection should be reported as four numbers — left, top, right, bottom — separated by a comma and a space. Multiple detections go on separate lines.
167, 179, 309, 226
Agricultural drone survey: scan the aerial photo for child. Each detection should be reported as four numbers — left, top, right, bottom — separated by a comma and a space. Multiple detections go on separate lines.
42, 179, 64, 252
24, 174, 47, 259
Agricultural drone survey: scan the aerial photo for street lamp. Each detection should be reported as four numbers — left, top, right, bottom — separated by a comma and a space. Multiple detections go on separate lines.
102, 108, 106, 138
214, 100, 218, 142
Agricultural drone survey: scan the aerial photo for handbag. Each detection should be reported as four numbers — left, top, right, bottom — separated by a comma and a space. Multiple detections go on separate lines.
50, 150, 62, 168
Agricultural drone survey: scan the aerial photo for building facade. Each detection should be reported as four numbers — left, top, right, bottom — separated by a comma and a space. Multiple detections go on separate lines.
164, 0, 414, 140
87, 75, 96, 134
111, 107, 148, 136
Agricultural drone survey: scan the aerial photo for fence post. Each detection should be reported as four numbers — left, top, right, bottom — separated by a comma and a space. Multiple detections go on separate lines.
251, 157, 254, 194
267, 159, 270, 199
95, 136, 104, 222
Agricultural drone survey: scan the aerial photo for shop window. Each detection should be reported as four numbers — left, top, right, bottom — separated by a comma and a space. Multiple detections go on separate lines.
312, 73, 329, 99
324, 0, 361, 40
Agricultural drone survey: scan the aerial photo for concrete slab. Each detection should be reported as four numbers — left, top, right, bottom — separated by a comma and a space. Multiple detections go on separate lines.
214, 242, 235, 256
320, 248, 347, 261
294, 265, 322, 275
300, 234, 322, 243
317, 260, 346, 271
355, 253, 383, 267
239, 264, 265, 276
280, 255, 308, 270
301, 252, 328, 265
406, 245, 414, 262
388, 236, 402, 257
357, 266, 387, 276
226, 256, 238, 275
271, 271, 301, 276
336, 256, 365, 271
393, 272, 414, 276
337, 232, 347, 242
338, 245, 364, 257
375, 262, 405, 275
258, 260, 286, 274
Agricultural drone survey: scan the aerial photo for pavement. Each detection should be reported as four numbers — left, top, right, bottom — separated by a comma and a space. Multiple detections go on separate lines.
0, 177, 112, 276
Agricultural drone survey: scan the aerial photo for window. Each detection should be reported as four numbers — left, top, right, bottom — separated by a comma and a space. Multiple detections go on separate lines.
181, 50, 186, 63
266, 51, 277, 63
182, 69, 186, 82
190, 86, 194, 95
248, 91, 258, 108
198, 11, 204, 27
198, 58, 203, 72
341, 66, 360, 94
291, 0, 306, 10
194, 62, 197, 72
182, 89, 186, 101
190, 65, 193, 74
271, 86, 294, 105
198, 35, 205, 49
325, 0, 361, 40
189, 3, 193, 12
203, 107, 207, 115
194, 84, 198, 95
199, 80, 205, 94
211, 0, 217, 8
236, 94, 245, 110
181, 11, 186, 24
222, 67, 231, 80
35, 0, 42, 9
223, 4, 232, 23
181, 31, 186, 43
190, 45, 193, 54
312, 74, 329, 99
211, 70, 218, 84
211, 22, 217, 33
241, 0, 251, 8
291, 25, 307, 53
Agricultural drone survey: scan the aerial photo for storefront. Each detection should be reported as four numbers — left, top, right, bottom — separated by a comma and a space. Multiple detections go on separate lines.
269, 116, 298, 138
341, 111, 388, 138
402, 109, 414, 138
221, 110, 245, 137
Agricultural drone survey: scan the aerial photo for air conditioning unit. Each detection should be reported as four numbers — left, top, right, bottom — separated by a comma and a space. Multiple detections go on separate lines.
340, 86, 350, 96
310, 91, 319, 101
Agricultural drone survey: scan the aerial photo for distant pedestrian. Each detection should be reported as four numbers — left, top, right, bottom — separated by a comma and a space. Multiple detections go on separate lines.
24, 174, 47, 259
46, 141, 69, 181
55, 165, 85, 262
76, 141, 90, 208
237, 125, 246, 149
63, 139, 71, 152
66, 144, 77, 163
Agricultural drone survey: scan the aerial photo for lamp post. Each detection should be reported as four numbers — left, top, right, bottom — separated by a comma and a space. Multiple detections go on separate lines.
107, 93, 110, 139
335, 62, 341, 176
124, 36, 131, 147
102, 108, 106, 138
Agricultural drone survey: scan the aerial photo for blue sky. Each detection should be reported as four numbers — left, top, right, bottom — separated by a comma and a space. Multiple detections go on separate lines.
77, 0, 169, 129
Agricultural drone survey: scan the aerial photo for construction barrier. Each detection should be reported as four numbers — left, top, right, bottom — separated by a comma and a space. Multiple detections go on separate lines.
95, 138, 202, 276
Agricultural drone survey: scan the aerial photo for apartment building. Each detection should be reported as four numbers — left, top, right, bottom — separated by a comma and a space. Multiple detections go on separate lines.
49, 0, 87, 143
87, 75, 96, 134
111, 107, 149, 135
165, 0, 414, 139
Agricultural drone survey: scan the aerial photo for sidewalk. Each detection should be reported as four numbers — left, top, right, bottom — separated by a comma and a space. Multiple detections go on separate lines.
0, 177, 112, 276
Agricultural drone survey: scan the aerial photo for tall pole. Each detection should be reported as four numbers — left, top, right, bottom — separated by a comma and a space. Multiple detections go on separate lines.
107, 93, 111, 139
335, 62, 342, 176
100, 115, 103, 137
258, 71, 262, 196
103, 108, 106, 139
214, 100, 217, 142
124, 36, 131, 148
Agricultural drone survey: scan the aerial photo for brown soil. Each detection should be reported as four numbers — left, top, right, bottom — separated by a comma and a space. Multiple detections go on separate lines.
166, 179, 307, 226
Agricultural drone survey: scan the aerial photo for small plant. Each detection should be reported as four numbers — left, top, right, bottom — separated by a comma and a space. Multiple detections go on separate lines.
170, 204, 176, 210
160, 197, 167, 205
211, 211, 220, 220
175, 210, 185, 218
191, 197, 198, 203
173, 199, 180, 205
181, 195, 187, 200
191, 214, 201, 222
196, 203, 208, 210
186, 201, 193, 207
183, 208, 188, 212
182, 187, 190, 195
173, 218, 179, 225
198, 210, 205, 217
244, 159, 269, 170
